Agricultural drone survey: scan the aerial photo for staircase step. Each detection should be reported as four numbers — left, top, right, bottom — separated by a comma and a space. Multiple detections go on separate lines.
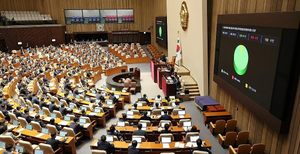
188, 89, 199, 92
189, 96, 196, 100
189, 92, 200, 97
184, 86, 199, 89
184, 83, 198, 86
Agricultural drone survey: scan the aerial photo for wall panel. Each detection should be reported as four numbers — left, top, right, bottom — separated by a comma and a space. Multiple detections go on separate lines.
209, 0, 300, 153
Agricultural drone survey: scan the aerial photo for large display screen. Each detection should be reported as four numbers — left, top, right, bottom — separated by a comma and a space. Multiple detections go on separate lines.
156, 17, 167, 48
216, 25, 282, 111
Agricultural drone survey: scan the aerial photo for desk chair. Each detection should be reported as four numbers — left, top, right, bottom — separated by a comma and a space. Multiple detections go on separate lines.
225, 119, 237, 132
172, 109, 182, 115
210, 120, 226, 134
130, 82, 136, 94
91, 150, 107, 154
251, 143, 265, 154
0, 111, 4, 119
236, 131, 249, 146
46, 124, 58, 134
42, 107, 51, 116
18, 117, 28, 128
52, 96, 59, 105
0, 136, 18, 148
60, 99, 68, 107
19, 97, 26, 105
192, 151, 209, 154
178, 119, 191, 126
39, 143, 63, 154
132, 110, 139, 115
26, 100, 33, 107
61, 127, 83, 142
31, 121, 42, 132
18, 140, 38, 154
184, 132, 200, 142
53, 110, 63, 119
123, 81, 130, 92
218, 132, 237, 147
132, 135, 147, 142
152, 109, 162, 115
34, 104, 41, 112
139, 120, 151, 127
160, 120, 172, 127
8, 113, 18, 124
229, 144, 251, 154
158, 133, 174, 142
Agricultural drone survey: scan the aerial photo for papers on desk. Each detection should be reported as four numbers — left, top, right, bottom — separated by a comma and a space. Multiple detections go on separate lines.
84, 124, 90, 128
7, 125, 16, 130
89, 112, 97, 116
74, 110, 81, 113
55, 136, 63, 140
36, 133, 44, 137
44, 117, 52, 121
157, 115, 161, 118
137, 143, 140, 148
158, 127, 163, 131
17, 128, 24, 132
94, 141, 98, 146
163, 143, 170, 148
109, 106, 114, 109
58, 121, 69, 125
0, 148, 3, 151
141, 128, 146, 131
175, 142, 185, 148
167, 106, 172, 109
179, 115, 185, 118
127, 115, 133, 119
186, 142, 197, 147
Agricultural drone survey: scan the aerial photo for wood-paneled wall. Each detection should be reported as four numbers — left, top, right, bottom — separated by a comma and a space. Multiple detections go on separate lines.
209, 0, 300, 154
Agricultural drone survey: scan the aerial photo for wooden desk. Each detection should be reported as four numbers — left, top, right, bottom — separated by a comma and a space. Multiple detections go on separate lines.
104, 88, 131, 103
162, 75, 176, 97
90, 140, 211, 153
203, 111, 232, 125
157, 68, 171, 89
105, 66, 128, 76
107, 125, 199, 133
152, 63, 167, 83
12, 126, 76, 154
128, 105, 185, 111
72, 109, 107, 127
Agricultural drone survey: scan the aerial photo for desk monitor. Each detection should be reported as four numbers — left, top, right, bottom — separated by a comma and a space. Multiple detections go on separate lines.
0, 141, 5, 149
85, 97, 90, 101
132, 137, 142, 143
13, 120, 18, 126
111, 88, 116, 91
161, 122, 169, 128
51, 98, 55, 102
81, 106, 87, 111
64, 116, 71, 121
26, 124, 32, 130
161, 136, 172, 143
41, 128, 49, 134
34, 149, 44, 154
15, 145, 24, 153
69, 104, 74, 109
95, 108, 101, 113
39, 110, 44, 115
183, 121, 192, 127
106, 135, 114, 142
50, 113, 56, 119
107, 100, 113, 105
126, 111, 133, 116
140, 122, 147, 128
29, 107, 34, 111
79, 118, 87, 124
76, 95, 80, 99
178, 110, 186, 115
84, 87, 87, 91
96, 99, 101, 103
190, 136, 200, 142
59, 131, 68, 137
92, 90, 96, 94
102, 85, 106, 89
59, 102, 64, 105
117, 121, 125, 127
115, 94, 120, 99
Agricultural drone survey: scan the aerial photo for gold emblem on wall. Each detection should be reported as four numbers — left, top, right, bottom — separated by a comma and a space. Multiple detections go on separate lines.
180, 1, 189, 31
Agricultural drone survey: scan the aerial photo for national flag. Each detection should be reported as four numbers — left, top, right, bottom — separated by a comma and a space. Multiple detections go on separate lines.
176, 37, 182, 61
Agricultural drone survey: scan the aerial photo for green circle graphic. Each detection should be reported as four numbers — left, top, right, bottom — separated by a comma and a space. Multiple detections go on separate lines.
233, 45, 249, 75
159, 27, 162, 37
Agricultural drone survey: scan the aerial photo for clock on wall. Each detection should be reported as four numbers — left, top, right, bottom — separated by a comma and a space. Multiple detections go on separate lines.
180, 1, 189, 31
96, 24, 105, 31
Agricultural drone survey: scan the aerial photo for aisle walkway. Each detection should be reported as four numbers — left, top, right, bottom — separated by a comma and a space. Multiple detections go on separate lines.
77, 63, 226, 154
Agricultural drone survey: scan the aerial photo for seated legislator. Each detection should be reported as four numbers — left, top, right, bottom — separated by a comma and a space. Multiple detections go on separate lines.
159, 110, 173, 121
140, 111, 151, 121
137, 94, 150, 105
161, 123, 172, 134
97, 135, 115, 154
128, 140, 140, 154
120, 113, 129, 122
70, 117, 84, 134
46, 132, 67, 152
173, 101, 181, 109
34, 114, 46, 128
133, 124, 147, 138
107, 125, 123, 140
192, 139, 212, 154
0, 119, 21, 141
22, 109, 32, 123
2, 144, 14, 154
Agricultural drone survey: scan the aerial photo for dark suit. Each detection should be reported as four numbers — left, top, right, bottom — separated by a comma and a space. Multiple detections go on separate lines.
19, 88, 28, 96
140, 116, 151, 121
39, 101, 47, 109
159, 115, 173, 121
32, 97, 40, 105
13, 111, 22, 118
107, 131, 123, 140
22, 114, 32, 123
133, 129, 147, 138
161, 130, 172, 134
46, 137, 67, 151
49, 104, 57, 112
26, 94, 33, 101
192, 147, 212, 154
128, 145, 140, 154
35, 119, 46, 128
59, 107, 67, 116
70, 122, 83, 134
97, 141, 114, 154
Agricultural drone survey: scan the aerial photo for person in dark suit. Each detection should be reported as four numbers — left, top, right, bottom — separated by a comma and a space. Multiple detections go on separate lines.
70, 117, 83, 134
161, 124, 172, 134
49, 100, 58, 112
128, 140, 140, 154
13, 106, 22, 118
59, 104, 67, 116
19, 85, 28, 96
160, 53, 167, 63
109, 92, 116, 101
107, 125, 123, 140
31, 93, 40, 105
2, 144, 14, 154
159, 110, 173, 121
39, 97, 47, 109
46, 132, 67, 152
26, 91, 33, 101
192, 139, 212, 154
97, 135, 115, 154
140, 111, 151, 121
22, 109, 32, 123
1, 104, 10, 121
137, 94, 150, 106
34, 114, 46, 128
50, 118, 62, 131
119, 113, 129, 122
132, 124, 147, 138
